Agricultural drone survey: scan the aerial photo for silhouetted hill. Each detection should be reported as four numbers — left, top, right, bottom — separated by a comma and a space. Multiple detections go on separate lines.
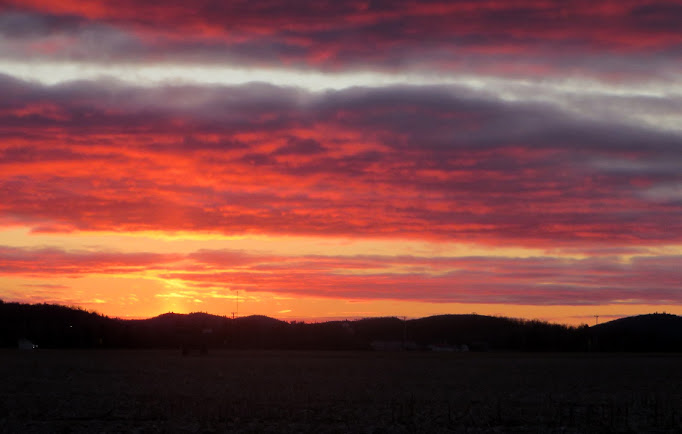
136, 311, 230, 330
2, 300, 682, 351
589, 313, 682, 352
353, 317, 405, 340
0, 301, 120, 348
411, 314, 515, 347
234, 314, 287, 327
408, 314, 586, 351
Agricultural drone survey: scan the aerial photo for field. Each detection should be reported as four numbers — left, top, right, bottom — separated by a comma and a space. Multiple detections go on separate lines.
1, 350, 680, 433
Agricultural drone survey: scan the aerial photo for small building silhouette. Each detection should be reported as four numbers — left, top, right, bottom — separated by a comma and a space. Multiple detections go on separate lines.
18, 338, 37, 350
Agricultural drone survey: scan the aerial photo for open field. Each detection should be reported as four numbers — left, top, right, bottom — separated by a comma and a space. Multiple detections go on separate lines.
1, 350, 681, 433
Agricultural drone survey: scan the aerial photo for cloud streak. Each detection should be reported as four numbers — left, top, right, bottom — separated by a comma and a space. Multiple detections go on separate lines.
1, 245, 681, 306
1, 1, 681, 80
0, 245, 181, 276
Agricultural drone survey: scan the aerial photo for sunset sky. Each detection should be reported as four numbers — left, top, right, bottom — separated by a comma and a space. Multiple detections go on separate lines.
1, 0, 681, 325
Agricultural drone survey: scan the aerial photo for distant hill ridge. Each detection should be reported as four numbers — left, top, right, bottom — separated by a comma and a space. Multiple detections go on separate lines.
1, 300, 681, 352
589, 313, 682, 352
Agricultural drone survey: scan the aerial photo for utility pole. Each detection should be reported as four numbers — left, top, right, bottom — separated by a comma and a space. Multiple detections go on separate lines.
594, 315, 599, 325
230, 291, 240, 320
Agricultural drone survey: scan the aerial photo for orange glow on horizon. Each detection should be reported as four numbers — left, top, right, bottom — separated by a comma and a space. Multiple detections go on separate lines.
1, 227, 681, 326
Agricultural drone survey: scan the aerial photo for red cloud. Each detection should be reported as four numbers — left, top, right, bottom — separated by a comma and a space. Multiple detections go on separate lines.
1, 78, 681, 245
165, 251, 682, 306
0, 246, 181, 276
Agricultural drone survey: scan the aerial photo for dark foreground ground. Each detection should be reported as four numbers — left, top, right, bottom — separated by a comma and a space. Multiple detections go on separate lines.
1, 350, 680, 433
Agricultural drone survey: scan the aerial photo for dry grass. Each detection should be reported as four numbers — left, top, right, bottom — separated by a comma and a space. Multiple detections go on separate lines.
1, 350, 680, 433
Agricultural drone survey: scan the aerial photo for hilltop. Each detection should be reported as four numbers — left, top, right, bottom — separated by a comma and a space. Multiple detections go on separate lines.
590, 313, 682, 351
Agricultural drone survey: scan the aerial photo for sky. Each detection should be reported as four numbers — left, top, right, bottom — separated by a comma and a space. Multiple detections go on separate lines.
1, 0, 681, 325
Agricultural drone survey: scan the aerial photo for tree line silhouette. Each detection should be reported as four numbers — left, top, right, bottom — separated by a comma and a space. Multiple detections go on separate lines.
2, 300, 682, 352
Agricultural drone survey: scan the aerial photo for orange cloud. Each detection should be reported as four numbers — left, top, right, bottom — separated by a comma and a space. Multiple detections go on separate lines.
2, 245, 681, 307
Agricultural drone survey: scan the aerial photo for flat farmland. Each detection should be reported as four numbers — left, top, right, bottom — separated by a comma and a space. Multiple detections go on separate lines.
1, 350, 680, 433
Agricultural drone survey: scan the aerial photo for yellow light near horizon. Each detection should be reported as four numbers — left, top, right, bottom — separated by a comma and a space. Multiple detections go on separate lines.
2, 225, 682, 325
3, 274, 681, 325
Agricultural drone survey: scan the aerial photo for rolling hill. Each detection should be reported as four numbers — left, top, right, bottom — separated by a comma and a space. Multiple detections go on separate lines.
2, 300, 681, 352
